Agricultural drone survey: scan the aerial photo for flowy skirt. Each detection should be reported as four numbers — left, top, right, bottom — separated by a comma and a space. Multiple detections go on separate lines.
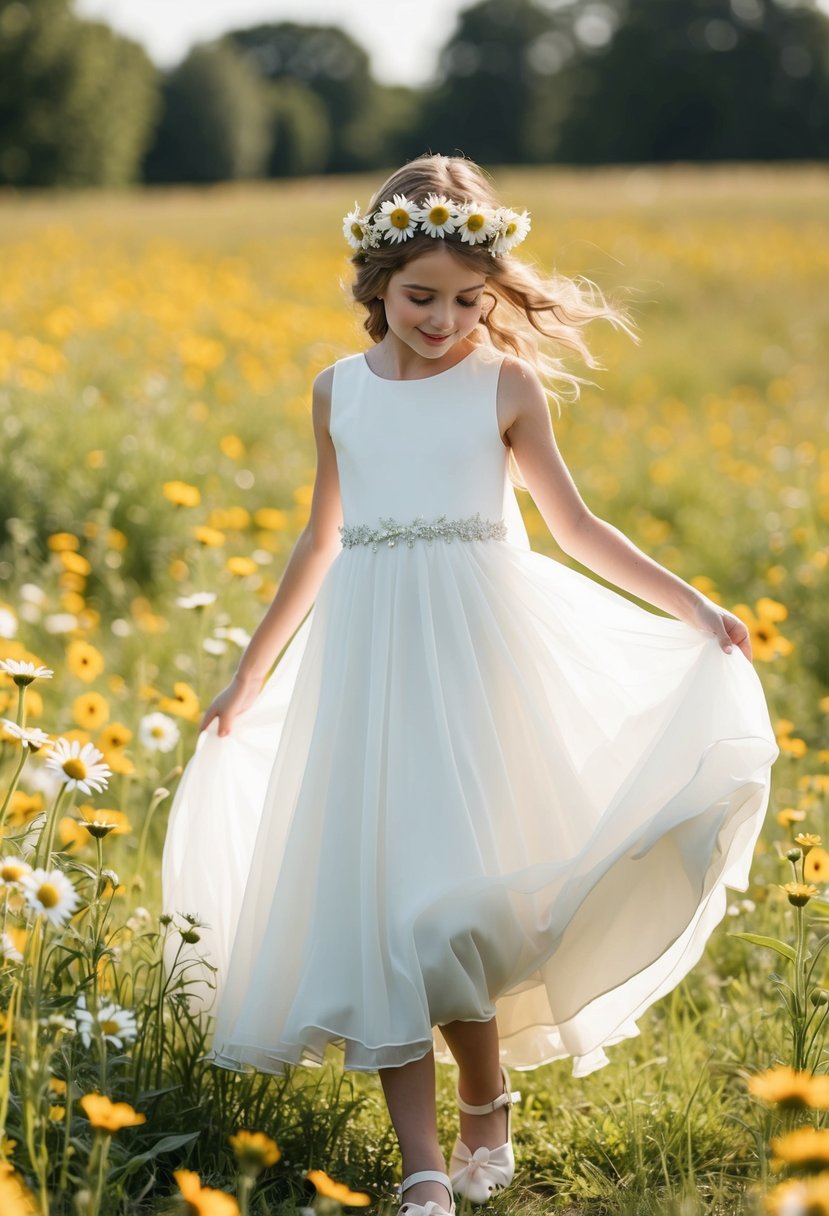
161, 535, 779, 1078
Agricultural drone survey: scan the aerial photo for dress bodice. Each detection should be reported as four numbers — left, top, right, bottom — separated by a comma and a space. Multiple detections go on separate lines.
330, 346, 513, 532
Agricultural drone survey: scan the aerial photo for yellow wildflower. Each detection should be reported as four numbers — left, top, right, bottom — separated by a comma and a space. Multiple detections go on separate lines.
225, 556, 257, 577
66, 640, 104, 683
305, 1168, 372, 1206
771, 1126, 829, 1169
779, 882, 819, 906
173, 1169, 240, 1215
72, 691, 110, 730
805, 848, 829, 883
162, 480, 201, 508
228, 1129, 280, 1175
192, 526, 225, 548
80, 1093, 146, 1132
158, 682, 200, 721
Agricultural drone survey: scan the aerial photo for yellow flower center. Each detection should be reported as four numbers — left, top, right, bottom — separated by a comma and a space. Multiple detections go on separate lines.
63, 758, 87, 780
36, 882, 60, 908
390, 208, 411, 230
466, 213, 485, 232
151, 726, 165, 738
505, 221, 517, 237
350, 221, 363, 239
1, 863, 24, 881
429, 205, 450, 226
100, 1018, 121, 1035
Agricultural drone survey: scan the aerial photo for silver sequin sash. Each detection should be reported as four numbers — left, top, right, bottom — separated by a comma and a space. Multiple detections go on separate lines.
339, 512, 507, 552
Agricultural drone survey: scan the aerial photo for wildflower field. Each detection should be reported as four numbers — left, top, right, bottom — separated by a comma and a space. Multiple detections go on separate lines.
0, 164, 828, 1216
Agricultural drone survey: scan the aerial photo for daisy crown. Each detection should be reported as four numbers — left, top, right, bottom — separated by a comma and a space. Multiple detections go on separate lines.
343, 192, 531, 258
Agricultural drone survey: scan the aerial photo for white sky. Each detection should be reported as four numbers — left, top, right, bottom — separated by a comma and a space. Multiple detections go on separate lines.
73, 0, 468, 86
72, 0, 829, 87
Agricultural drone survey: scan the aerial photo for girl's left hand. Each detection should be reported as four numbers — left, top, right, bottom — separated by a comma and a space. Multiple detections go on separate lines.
680, 596, 753, 661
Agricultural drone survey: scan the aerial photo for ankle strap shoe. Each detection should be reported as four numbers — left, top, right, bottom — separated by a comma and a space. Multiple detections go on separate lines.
396, 1168, 456, 1215
449, 1063, 521, 1204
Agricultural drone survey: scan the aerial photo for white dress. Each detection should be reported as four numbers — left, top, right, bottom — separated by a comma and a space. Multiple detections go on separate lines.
161, 344, 779, 1079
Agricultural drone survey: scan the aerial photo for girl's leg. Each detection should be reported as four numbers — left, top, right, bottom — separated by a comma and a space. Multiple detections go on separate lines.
379, 1046, 451, 1210
438, 1016, 511, 1150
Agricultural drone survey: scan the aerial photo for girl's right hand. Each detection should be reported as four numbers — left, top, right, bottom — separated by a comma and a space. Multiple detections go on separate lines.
199, 673, 265, 737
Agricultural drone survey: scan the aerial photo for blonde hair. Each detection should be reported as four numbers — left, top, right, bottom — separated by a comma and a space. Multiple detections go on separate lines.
348, 153, 638, 490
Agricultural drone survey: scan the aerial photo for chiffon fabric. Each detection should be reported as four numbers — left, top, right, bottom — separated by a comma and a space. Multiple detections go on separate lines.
160, 344, 779, 1078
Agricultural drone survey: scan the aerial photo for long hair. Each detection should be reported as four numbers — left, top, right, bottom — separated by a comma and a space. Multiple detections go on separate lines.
348, 154, 638, 491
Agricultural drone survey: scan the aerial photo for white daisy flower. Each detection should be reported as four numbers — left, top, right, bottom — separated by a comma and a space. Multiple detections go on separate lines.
44, 738, 111, 796
0, 856, 33, 887
374, 193, 419, 244
44, 614, 78, 634
2, 931, 22, 962
202, 638, 227, 656
74, 992, 138, 1049
214, 626, 251, 648
138, 712, 180, 753
175, 592, 217, 610
489, 207, 532, 255
45, 1013, 77, 1033
415, 194, 459, 238
0, 659, 54, 686
0, 607, 17, 639
342, 202, 370, 250
21, 867, 80, 927
1, 720, 53, 752
456, 203, 499, 246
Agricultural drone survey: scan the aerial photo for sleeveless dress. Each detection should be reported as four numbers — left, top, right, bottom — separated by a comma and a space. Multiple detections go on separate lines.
160, 344, 779, 1078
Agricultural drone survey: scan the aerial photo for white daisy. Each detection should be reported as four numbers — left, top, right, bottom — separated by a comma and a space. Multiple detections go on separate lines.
175, 592, 217, 610
456, 203, 499, 246
202, 638, 227, 656
0, 856, 33, 887
2, 931, 22, 962
374, 193, 419, 244
138, 712, 180, 753
342, 202, 370, 250
1, 720, 52, 751
0, 659, 54, 686
74, 992, 138, 1049
21, 867, 80, 927
44, 738, 111, 796
415, 194, 459, 238
0, 607, 17, 639
214, 626, 251, 648
489, 207, 532, 256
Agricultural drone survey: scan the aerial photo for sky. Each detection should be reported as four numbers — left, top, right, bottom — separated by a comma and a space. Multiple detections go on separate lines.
73, 0, 469, 86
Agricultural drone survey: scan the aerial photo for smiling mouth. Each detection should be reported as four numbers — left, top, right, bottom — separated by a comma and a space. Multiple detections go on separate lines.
419, 330, 452, 340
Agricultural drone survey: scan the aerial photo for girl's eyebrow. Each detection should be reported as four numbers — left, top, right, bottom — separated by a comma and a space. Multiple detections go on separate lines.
401, 282, 486, 293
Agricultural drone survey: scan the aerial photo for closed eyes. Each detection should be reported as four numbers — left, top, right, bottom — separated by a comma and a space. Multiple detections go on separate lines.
408, 296, 480, 309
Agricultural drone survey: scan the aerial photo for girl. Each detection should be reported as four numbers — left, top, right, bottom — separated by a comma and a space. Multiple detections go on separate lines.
161, 153, 779, 1216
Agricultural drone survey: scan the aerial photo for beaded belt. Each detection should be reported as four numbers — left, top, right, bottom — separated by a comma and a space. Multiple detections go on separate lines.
339, 512, 507, 552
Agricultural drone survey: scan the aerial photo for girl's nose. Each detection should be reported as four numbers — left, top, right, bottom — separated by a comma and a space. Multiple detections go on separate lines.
429, 303, 453, 331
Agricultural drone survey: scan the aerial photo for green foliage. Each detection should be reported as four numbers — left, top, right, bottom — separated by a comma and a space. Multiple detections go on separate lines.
0, 0, 159, 187
143, 43, 271, 184
267, 79, 331, 177
554, 0, 829, 163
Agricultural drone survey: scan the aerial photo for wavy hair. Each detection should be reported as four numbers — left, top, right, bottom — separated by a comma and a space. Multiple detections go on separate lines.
348, 153, 638, 490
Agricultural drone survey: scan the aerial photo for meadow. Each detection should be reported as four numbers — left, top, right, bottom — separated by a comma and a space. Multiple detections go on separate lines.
0, 163, 828, 1215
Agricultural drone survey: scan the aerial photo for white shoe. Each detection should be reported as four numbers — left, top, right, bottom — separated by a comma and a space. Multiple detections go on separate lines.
449, 1064, 521, 1204
396, 1168, 456, 1216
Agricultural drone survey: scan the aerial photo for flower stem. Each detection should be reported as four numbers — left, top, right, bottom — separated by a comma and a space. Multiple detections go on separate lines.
34, 785, 69, 870
0, 745, 30, 834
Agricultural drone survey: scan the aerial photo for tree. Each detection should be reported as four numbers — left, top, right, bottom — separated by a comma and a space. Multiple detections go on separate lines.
554, 0, 829, 162
413, 0, 558, 164
143, 43, 271, 183
0, 0, 159, 186
225, 23, 375, 171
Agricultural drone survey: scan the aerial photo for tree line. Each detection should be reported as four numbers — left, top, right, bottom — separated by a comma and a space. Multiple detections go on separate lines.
1, 0, 827, 187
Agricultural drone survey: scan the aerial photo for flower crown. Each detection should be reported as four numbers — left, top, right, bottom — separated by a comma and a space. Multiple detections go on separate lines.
342, 193, 531, 259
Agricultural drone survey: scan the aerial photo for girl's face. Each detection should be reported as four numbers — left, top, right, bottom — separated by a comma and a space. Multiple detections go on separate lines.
379, 245, 487, 361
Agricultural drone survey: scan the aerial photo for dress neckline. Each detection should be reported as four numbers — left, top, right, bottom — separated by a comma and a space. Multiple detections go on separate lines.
361, 346, 480, 384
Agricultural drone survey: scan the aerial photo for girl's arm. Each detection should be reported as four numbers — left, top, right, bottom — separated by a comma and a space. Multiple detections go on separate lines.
500, 358, 752, 659
200, 366, 343, 734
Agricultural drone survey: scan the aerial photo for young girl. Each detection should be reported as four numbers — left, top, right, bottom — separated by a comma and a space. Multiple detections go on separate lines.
161, 153, 779, 1216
